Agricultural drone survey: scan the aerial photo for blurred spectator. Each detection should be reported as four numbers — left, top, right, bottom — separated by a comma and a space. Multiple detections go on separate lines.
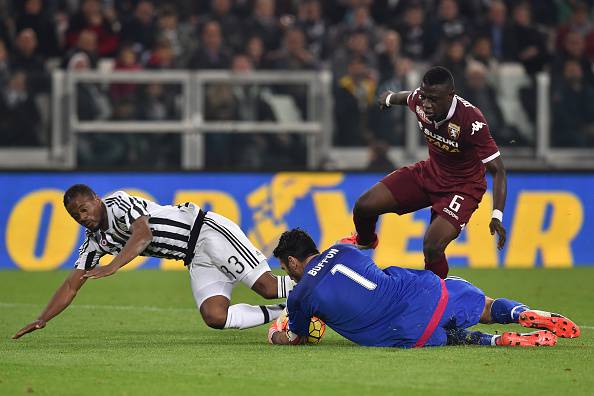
189, 20, 231, 69
555, 1, 594, 61
552, 60, 594, 147
373, 57, 412, 145
121, 0, 156, 57
552, 31, 594, 89
271, 27, 316, 70
197, 0, 244, 52
0, 40, 10, 90
366, 140, 395, 172
376, 30, 401, 84
462, 61, 524, 145
246, 36, 268, 69
296, 0, 327, 60
146, 39, 177, 69
65, 0, 119, 57
245, 0, 282, 52
434, 0, 469, 43
334, 56, 376, 146
110, 45, 142, 103
0, 71, 42, 146
62, 29, 98, 69
136, 83, 178, 120
476, 0, 514, 62
469, 36, 498, 78
332, 30, 376, 80
11, 28, 48, 94
16, 0, 60, 57
438, 38, 468, 93
508, 2, 549, 76
330, 5, 379, 51
69, 52, 110, 121
394, 2, 435, 61
156, 5, 194, 66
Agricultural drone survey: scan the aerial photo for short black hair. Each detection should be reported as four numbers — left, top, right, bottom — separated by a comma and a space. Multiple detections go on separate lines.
273, 228, 320, 263
422, 66, 455, 90
63, 184, 96, 207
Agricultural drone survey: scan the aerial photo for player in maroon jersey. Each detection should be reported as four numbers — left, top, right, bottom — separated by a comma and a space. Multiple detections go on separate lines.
341, 66, 507, 278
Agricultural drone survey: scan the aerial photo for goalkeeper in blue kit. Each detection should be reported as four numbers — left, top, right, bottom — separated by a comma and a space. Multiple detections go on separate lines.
268, 229, 580, 348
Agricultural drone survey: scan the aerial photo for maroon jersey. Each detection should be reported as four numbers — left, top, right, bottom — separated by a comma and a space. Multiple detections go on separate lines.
407, 88, 500, 188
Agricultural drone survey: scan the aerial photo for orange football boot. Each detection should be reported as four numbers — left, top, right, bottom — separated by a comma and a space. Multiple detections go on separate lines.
338, 233, 378, 249
519, 310, 580, 338
496, 330, 557, 347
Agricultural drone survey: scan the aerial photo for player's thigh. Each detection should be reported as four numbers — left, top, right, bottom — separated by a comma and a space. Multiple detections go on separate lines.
199, 212, 271, 287
188, 265, 234, 310
442, 277, 487, 329
379, 164, 431, 215
428, 191, 480, 241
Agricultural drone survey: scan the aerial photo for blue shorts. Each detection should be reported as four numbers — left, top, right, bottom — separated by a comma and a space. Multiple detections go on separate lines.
425, 276, 486, 347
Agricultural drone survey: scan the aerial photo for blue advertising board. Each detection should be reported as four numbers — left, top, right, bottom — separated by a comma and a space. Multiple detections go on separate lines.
0, 172, 591, 270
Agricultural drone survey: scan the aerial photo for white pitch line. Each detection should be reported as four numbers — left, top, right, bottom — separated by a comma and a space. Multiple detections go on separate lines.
0, 302, 196, 314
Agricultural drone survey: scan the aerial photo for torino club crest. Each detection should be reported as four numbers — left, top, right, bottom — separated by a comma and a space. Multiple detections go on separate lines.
448, 122, 461, 140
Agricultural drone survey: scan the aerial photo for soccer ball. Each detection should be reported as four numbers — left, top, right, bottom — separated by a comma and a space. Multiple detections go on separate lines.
276, 308, 326, 344
307, 317, 326, 344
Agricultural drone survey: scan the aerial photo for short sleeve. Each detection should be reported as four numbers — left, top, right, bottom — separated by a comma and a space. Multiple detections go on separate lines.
466, 108, 500, 164
287, 297, 310, 338
407, 87, 420, 112
74, 236, 105, 270
104, 191, 150, 230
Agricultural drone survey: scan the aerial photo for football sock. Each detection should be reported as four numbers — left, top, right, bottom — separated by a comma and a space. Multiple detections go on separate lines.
277, 275, 296, 298
446, 328, 499, 346
491, 298, 529, 324
224, 303, 285, 330
353, 213, 378, 246
424, 253, 449, 279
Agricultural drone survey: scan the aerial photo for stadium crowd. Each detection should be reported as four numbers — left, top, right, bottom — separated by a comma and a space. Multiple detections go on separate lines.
0, 0, 593, 169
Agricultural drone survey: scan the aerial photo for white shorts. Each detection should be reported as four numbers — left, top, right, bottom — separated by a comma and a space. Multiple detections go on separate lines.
188, 211, 271, 308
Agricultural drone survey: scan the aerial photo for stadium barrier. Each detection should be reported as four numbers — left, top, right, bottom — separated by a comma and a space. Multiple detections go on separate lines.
1, 172, 591, 270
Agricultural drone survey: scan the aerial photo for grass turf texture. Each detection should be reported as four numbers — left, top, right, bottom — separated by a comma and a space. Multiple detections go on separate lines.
1, 269, 593, 396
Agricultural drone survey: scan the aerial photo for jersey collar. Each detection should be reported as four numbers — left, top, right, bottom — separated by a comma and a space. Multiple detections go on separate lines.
434, 95, 458, 129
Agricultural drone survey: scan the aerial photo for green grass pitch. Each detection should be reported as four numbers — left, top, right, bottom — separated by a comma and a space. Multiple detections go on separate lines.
1, 268, 593, 396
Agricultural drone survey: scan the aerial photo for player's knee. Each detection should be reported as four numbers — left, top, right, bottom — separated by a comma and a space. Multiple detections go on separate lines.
201, 309, 227, 329
354, 193, 376, 217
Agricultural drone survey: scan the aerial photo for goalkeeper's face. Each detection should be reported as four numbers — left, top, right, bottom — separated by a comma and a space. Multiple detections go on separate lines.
280, 256, 305, 282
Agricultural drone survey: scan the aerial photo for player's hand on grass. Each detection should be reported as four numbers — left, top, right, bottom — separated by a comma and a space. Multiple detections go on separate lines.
13, 319, 46, 339
83, 263, 119, 279
378, 91, 394, 109
489, 218, 507, 250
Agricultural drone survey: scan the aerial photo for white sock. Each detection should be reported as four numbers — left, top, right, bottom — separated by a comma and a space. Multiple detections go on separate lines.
277, 275, 296, 298
224, 303, 285, 329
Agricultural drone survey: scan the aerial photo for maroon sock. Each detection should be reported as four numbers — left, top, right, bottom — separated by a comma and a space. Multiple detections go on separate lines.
425, 254, 449, 279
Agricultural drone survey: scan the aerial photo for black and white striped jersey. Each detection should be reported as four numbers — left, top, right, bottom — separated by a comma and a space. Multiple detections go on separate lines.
75, 191, 199, 270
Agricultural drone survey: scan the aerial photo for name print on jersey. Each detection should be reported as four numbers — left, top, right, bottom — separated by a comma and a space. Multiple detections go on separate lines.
307, 248, 340, 276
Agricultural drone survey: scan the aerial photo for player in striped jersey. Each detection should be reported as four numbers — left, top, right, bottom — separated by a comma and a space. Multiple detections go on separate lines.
13, 184, 295, 339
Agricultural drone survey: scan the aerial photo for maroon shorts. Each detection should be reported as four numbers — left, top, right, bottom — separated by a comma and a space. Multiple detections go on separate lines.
380, 161, 486, 232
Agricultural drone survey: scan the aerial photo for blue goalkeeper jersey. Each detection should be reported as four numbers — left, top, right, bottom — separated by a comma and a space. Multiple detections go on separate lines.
287, 244, 444, 348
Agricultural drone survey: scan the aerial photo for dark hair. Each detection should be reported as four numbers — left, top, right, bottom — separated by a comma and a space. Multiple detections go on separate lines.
63, 184, 96, 206
422, 66, 455, 90
273, 228, 320, 263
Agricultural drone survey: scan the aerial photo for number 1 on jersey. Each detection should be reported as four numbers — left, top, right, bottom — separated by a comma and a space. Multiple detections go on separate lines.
330, 264, 377, 290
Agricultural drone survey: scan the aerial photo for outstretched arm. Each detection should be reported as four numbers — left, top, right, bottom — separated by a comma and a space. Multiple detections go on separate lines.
485, 156, 507, 250
84, 216, 153, 279
378, 90, 412, 109
13, 269, 87, 339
